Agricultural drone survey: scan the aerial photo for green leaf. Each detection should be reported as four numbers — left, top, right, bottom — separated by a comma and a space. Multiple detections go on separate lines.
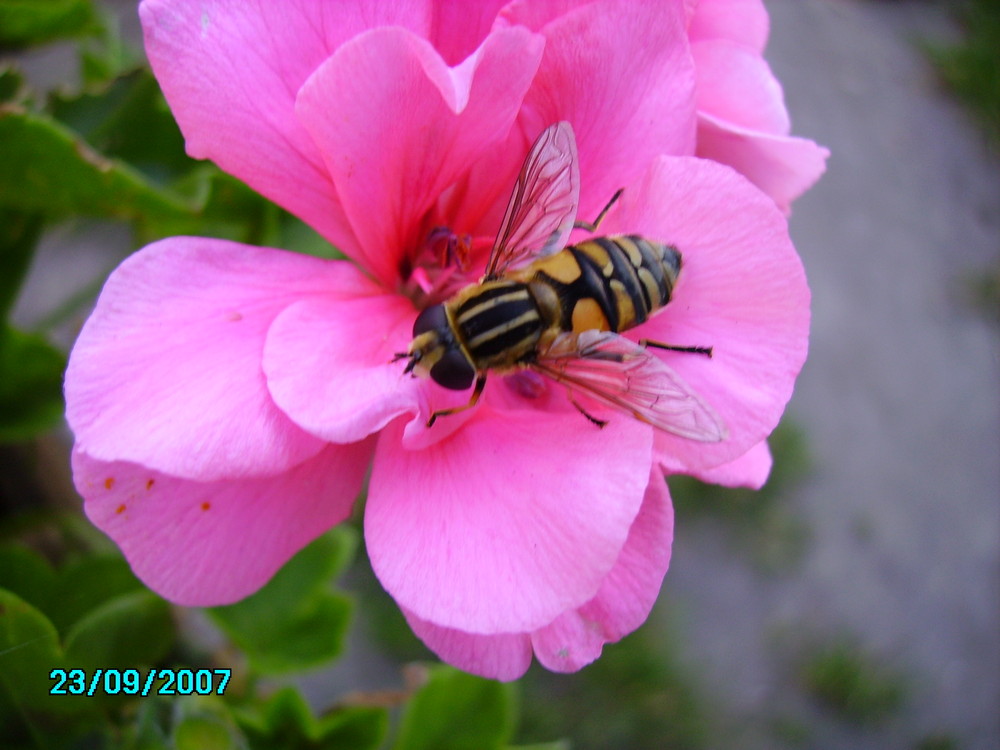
0, 104, 193, 221
0, 325, 66, 442
0, 63, 29, 104
237, 687, 388, 750
0, 0, 98, 48
172, 696, 248, 750
49, 67, 191, 185
278, 214, 342, 260
0, 589, 63, 710
0, 543, 56, 613
316, 706, 389, 750
79, 6, 142, 86
126, 166, 280, 247
47, 554, 143, 634
122, 697, 172, 750
63, 590, 175, 675
0, 588, 97, 728
208, 529, 356, 674
0, 209, 44, 320
393, 666, 516, 750
237, 687, 315, 749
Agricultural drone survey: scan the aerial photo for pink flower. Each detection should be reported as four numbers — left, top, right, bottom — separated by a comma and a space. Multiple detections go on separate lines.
65, 0, 815, 680
687, 0, 830, 212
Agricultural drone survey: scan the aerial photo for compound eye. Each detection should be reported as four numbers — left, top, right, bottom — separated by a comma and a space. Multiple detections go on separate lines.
413, 304, 447, 336
430, 349, 475, 390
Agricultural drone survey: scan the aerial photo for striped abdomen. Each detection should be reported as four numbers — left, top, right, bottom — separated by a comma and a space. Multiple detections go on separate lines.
512, 235, 681, 335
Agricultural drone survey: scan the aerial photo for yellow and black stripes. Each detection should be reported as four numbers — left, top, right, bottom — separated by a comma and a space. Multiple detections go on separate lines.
513, 235, 681, 336
452, 281, 544, 365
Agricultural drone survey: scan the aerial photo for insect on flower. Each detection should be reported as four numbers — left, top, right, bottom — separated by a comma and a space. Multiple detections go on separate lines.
395, 122, 727, 441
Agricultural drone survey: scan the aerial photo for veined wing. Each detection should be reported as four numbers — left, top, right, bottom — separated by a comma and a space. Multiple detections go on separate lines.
483, 121, 580, 280
532, 331, 728, 441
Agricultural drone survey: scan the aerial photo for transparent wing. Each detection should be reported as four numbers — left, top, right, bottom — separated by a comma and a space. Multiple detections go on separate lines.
483, 121, 580, 280
532, 331, 728, 441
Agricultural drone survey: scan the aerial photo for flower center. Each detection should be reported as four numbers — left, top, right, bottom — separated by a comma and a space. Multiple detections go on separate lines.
399, 225, 485, 309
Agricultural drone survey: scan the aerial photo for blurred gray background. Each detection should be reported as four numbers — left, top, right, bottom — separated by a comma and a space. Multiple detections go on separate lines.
665, 2, 1000, 749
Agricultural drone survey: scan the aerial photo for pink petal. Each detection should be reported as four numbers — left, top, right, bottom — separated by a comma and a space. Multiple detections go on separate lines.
428, 0, 510, 65
295, 26, 544, 287
573, 471, 674, 638
532, 471, 673, 672
601, 156, 810, 474
688, 0, 769, 52
265, 292, 492, 453
692, 39, 789, 136
264, 295, 424, 444
403, 610, 533, 682
65, 237, 374, 481
140, 0, 434, 255
366, 407, 653, 633
500, 0, 697, 218
401, 470, 674, 679
398, 384, 491, 452
74, 440, 373, 605
665, 439, 772, 490
697, 113, 830, 213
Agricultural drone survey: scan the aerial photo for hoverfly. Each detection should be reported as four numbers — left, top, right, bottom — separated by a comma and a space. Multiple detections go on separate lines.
395, 121, 727, 441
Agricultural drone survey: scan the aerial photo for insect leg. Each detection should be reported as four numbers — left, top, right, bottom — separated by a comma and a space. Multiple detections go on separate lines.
426, 374, 487, 427
573, 188, 624, 233
568, 391, 609, 429
639, 338, 714, 358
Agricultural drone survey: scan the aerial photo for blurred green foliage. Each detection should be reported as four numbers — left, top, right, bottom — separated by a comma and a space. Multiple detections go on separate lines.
0, 0, 98, 49
0, 325, 65, 442
208, 529, 356, 675
801, 638, 907, 726
0, 524, 533, 750
393, 667, 516, 750
914, 733, 961, 750
518, 618, 709, 750
352, 541, 708, 750
0, 103, 194, 221
236, 687, 387, 750
0, 547, 176, 746
0, 206, 64, 442
926, 0, 1000, 148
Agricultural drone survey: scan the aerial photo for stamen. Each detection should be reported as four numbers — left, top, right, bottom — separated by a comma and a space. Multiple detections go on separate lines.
400, 226, 481, 307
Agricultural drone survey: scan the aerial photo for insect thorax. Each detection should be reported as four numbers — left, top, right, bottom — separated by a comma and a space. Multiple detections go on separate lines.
449, 280, 545, 370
